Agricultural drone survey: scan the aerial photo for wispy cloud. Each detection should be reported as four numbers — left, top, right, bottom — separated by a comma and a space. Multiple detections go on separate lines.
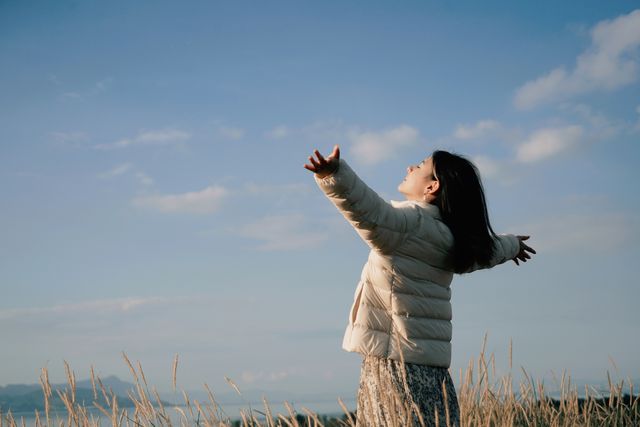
132, 185, 228, 214
348, 124, 420, 166
0, 296, 178, 321
559, 103, 625, 140
97, 163, 134, 179
217, 125, 245, 141
135, 172, 154, 186
97, 163, 154, 186
264, 121, 419, 166
454, 120, 501, 140
264, 125, 291, 140
235, 213, 327, 250
514, 9, 640, 109
96, 129, 191, 150
240, 366, 302, 384
471, 155, 502, 178
516, 125, 583, 163
242, 182, 311, 199
50, 131, 89, 143
62, 77, 112, 100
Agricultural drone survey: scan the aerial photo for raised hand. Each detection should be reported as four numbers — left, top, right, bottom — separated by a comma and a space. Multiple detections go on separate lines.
513, 235, 536, 265
303, 145, 341, 178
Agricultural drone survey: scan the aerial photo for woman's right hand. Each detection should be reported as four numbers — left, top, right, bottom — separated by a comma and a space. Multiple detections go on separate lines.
303, 145, 340, 178
513, 235, 536, 265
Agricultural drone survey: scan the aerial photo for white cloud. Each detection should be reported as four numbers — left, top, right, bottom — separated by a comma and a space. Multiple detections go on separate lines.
217, 126, 245, 140
348, 124, 420, 165
559, 103, 624, 140
97, 163, 154, 186
454, 120, 501, 140
516, 125, 583, 163
136, 172, 154, 186
97, 163, 133, 179
514, 9, 640, 109
236, 213, 327, 250
96, 129, 191, 150
472, 155, 501, 178
132, 185, 228, 214
240, 367, 301, 384
264, 121, 420, 165
265, 125, 291, 140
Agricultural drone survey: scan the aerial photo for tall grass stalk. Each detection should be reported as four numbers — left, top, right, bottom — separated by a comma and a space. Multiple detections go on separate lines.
1, 342, 638, 426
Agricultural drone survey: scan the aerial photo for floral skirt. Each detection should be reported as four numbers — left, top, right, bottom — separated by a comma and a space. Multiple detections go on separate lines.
356, 355, 460, 427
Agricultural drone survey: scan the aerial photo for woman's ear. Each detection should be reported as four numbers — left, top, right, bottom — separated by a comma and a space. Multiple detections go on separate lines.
425, 180, 439, 195
422, 180, 440, 202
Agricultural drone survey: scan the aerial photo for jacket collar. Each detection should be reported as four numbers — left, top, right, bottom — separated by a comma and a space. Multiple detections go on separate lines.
390, 199, 442, 219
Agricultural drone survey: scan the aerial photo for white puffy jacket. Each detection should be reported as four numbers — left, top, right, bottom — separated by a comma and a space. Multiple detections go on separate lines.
315, 159, 520, 367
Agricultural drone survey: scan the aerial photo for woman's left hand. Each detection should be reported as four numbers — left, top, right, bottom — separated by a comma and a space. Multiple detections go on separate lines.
303, 145, 340, 178
513, 235, 536, 265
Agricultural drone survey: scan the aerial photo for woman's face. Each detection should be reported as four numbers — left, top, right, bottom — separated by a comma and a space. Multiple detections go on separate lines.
398, 157, 438, 202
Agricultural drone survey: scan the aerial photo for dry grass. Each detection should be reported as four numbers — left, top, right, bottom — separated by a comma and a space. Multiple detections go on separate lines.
1, 339, 638, 427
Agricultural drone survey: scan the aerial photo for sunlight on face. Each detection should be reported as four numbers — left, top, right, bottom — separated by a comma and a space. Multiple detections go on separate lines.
397, 157, 438, 202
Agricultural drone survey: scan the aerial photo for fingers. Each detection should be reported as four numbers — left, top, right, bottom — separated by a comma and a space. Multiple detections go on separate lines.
329, 145, 340, 160
517, 235, 536, 255
513, 235, 535, 266
304, 147, 339, 172
311, 153, 324, 168
519, 239, 536, 255
313, 149, 328, 165
304, 151, 324, 170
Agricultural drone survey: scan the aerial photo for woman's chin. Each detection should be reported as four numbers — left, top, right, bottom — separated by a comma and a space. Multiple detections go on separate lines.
397, 187, 409, 199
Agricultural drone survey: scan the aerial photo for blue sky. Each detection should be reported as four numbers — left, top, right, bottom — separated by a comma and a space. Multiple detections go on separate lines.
1, 0, 639, 404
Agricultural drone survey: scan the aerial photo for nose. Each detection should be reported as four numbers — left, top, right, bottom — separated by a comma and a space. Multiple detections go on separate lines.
407, 165, 415, 173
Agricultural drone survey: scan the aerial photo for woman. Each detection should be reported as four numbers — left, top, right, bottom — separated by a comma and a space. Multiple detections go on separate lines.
304, 145, 534, 426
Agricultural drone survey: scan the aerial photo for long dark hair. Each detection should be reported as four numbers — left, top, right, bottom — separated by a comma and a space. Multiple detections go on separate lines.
431, 150, 496, 273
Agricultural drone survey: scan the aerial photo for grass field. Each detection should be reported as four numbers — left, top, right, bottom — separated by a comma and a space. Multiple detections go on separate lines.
2, 338, 638, 427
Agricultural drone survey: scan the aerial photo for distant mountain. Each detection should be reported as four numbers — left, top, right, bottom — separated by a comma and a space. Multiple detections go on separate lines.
0, 376, 354, 414
0, 375, 136, 398
0, 376, 173, 414
75, 375, 137, 397
0, 387, 129, 413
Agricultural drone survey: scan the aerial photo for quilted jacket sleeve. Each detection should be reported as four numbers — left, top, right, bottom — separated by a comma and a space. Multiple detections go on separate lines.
465, 234, 520, 273
314, 159, 418, 253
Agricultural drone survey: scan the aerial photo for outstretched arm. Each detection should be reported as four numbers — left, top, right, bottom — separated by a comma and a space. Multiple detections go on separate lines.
466, 234, 536, 273
304, 146, 418, 253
